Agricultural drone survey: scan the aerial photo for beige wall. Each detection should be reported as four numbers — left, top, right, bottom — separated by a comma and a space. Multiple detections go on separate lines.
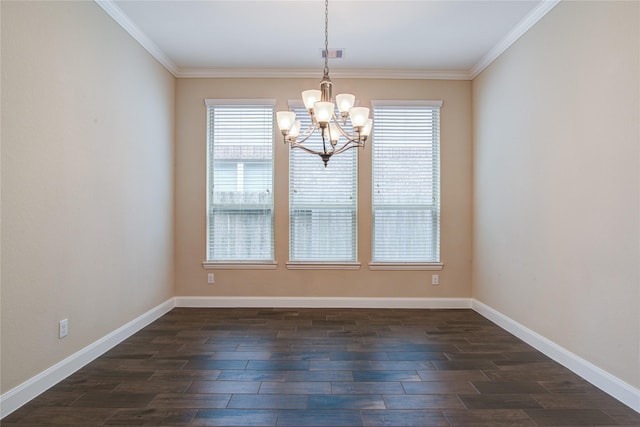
472, 0, 640, 388
176, 78, 472, 298
1, 1, 175, 393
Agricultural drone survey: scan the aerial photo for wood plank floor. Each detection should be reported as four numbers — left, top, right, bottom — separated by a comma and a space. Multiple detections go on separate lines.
3, 308, 640, 426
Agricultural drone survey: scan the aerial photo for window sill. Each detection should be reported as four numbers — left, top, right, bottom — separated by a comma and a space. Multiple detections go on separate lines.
368, 262, 444, 271
202, 261, 278, 270
286, 262, 361, 270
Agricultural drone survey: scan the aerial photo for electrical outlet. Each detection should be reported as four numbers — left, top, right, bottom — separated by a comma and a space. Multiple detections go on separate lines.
431, 274, 440, 286
207, 273, 215, 284
59, 319, 69, 338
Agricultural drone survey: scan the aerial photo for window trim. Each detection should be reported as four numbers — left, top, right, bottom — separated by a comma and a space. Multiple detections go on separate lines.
286, 262, 361, 270
203, 261, 278, 270
205, 99, 277, 107
369, 99, 443, 265
369, 100, 444, 108
368, 262, 443, 271
204, 99, 276, 265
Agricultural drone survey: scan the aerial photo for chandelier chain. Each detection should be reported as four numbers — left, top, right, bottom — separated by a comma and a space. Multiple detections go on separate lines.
324, 0, 329, 76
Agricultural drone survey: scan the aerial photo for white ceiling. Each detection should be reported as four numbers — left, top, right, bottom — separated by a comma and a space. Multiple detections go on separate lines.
99, 0, 559, 79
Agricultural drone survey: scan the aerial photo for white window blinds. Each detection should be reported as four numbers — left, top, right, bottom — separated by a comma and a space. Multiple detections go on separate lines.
371, 101, 442, 263
206, 100, 275, 262
289, 105, 358, 262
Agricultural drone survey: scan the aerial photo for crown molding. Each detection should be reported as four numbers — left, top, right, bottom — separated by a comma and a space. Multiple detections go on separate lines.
177, 68, 320, 79
175, 67, 473, 80
95, 0, 179, 76
470, 0, 561, 78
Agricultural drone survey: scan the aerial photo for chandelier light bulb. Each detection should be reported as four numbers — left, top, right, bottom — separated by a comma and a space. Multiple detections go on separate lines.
276, 111, 296, 132
361, 118, 373, 137
349, 106, 370, 129
329, 123, 340, 143
289, 120, 302, 139
314, 101, 335, 125
302, 90, 322, 111
336, 94, 355, 114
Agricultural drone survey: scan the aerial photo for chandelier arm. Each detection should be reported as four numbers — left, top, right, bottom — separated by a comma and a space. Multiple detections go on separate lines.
332, 118, 361, 141
285, 120, 319, 145
332, 140, 365, 156
332, 142, 359, 156
293, 124, 318, 144
327, 112, 363, 141
290, 141, 325, 157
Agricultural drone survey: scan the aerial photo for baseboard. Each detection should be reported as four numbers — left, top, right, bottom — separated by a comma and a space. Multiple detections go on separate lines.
174, 296, 472, 309
0, 298, 176, 419
472, 299, 640, 413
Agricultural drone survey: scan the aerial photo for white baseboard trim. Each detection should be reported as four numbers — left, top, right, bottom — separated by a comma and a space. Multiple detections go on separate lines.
472, 299, 640, 413
175, 296, 472, 309
0, 298, 175, 419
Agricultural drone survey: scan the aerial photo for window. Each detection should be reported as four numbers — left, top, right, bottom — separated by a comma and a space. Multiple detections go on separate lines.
205, 100, 274, 263
288, 104, 358, 265
371, 101, 442, 265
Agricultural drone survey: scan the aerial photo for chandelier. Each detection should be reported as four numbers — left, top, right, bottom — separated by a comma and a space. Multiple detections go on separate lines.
276, 0, 372, 167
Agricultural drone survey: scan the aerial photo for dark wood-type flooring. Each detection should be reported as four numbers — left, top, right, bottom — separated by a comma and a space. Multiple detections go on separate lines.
3, 308, 640, 426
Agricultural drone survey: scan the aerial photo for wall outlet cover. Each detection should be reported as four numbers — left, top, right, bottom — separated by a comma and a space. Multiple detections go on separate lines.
59, 319, 69, 338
